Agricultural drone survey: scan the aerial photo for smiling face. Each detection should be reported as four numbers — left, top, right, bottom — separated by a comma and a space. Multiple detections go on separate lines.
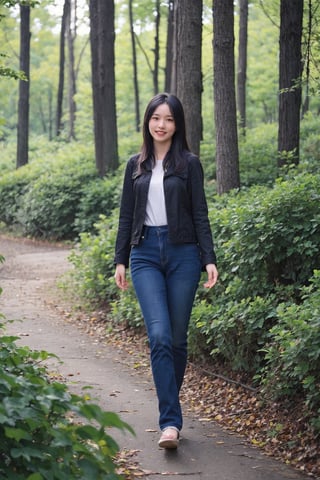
148, 103, 176, 149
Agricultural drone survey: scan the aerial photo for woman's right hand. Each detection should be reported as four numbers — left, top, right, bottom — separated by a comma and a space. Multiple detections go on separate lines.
203, 263, 218, 288
114, 264, 129, 290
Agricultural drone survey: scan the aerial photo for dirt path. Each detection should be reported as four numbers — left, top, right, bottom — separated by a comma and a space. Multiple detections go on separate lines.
0, 235, 312, 480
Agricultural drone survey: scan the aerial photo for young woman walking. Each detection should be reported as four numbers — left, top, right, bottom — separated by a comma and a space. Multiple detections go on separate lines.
114, 93, 218, 449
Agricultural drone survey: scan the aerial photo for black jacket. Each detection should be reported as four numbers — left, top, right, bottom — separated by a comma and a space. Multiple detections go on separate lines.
114, 152, 217, 269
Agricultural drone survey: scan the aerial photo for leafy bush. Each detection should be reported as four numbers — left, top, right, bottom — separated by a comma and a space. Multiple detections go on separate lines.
110, 288, 143, 329
208, 173, 320, 302
299, 118, 320, 176
190, 294, 277, 372
68, 212, 143, 328
238, 123, 278, 187
74, 176, 121, 235
16, 169, 96, 239
201, 122, 278, 189
0, 141, 122, 239
258, 271, 320, 432
0, 327, 133, 479
68, 213, 120, 305
0, 166, 40, 225
0, 140, 16, 175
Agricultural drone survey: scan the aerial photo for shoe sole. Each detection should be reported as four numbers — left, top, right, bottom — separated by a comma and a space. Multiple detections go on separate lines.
158, 439, 179, 449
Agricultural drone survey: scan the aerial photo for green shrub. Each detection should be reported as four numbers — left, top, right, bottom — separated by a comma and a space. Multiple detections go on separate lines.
0, 141, 106, 239
0, 152, 123, 240
300, 111, 320, 143
0, 140, 16, 175
199, 116, 318, 188
259, 270, 320, 431
200, 139, 216, 181
16, 170, 94, 239
191, 293, 277, 372
0, 327, 133, 479
300, 133, 320, 173
208, 173, 320, 301
68, 213, 120, 305
110, 288, 143, 329
238, 123, 278, 187
68, 212, 143, 329
0, 166, 41, 225
74, 176, 121, 235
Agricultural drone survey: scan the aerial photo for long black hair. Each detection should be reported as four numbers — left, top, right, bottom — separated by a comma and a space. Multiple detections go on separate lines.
137, 93, 190, 174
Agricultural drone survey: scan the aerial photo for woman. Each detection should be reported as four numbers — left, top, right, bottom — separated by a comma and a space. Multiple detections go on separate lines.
114, 93, 218, 449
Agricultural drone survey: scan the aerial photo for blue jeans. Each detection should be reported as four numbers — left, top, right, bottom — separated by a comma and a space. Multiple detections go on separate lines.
130, 226, 201, 431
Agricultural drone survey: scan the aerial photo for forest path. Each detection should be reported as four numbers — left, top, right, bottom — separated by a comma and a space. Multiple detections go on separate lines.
0, 235, 310, 480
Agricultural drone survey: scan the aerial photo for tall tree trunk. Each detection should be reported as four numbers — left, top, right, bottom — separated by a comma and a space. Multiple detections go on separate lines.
129, 0, 140, 132
165, 0, 174, 92
48, 86, 53, 141
213, 0, 240, 194
56, 0, 68, 137
66, 0, 77, 140
89, 0, 118, 177
277, 0, 303, 167
301, 0, 312, 118
173, 0, 202, 155
237, 0, 248, 136
16, 4, 30, 168
153, 0, 160, 94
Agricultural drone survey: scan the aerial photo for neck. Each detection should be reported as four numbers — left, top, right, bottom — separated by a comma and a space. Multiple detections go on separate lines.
154, 148, 169, 161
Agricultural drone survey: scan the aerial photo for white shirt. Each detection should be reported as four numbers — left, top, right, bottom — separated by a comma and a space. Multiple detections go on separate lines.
144, 160, 168, 226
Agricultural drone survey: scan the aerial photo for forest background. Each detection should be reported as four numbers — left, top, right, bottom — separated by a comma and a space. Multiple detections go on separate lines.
0, 0, 320, 477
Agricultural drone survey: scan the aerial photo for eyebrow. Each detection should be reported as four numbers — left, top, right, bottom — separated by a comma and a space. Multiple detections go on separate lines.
152, 113, 174, 118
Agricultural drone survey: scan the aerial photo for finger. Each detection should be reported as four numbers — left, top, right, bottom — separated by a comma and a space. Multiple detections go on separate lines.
115, 274, 125, 289
203, 271, 218, 288
116, 277, 128, 290
203, 277, 213, 288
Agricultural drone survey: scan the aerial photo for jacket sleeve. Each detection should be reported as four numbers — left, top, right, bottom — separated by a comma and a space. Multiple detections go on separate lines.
188, 155, 217, 267
114, 157, 136, 267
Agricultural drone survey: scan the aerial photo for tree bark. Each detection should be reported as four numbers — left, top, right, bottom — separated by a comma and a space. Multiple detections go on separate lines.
48, 86, 53, 141
129, 0, 140, 132
56, 0, 68, 137
213, 0, 240, 194
174, 0, 202, 155
153, 0, 160, 94
237, 0, 248, 135
301, 0, 312, 118
16, 4, 30, 168
89, 0, 118, 177
66, 0, 77, 140
165, 0, 174, 93
277, 0, 303, 167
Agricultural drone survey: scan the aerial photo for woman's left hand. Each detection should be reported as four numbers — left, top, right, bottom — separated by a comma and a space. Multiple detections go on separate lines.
203, 264, 218, 288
